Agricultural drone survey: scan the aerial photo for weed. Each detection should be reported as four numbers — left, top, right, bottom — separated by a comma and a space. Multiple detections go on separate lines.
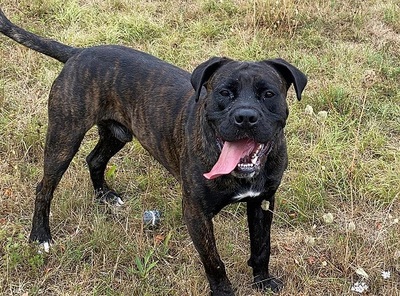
130, 248, 158, 279
2, 233, 45, 275
105, 164, 118, 181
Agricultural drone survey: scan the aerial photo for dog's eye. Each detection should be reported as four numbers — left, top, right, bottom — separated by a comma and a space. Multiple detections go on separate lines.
263, 90, 275, 99
219, 90, 231, 97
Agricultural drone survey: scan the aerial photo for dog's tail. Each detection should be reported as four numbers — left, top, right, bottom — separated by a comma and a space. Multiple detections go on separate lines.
0, 8, 81, 63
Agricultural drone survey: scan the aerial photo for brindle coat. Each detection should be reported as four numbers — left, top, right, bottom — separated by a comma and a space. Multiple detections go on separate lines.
0, 9, 307, 295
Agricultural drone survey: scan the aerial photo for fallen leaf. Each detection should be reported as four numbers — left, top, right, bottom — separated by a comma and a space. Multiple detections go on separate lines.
154, 234, 165, 245
307, 256, 317, 265
283, 245, 295, 252
3, 188, 12, 197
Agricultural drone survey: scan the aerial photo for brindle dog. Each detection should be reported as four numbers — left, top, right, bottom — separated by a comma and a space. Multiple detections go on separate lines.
0, 9, 307, 295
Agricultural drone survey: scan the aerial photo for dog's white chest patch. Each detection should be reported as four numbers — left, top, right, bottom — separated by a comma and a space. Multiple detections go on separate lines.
232, 190, 261, 201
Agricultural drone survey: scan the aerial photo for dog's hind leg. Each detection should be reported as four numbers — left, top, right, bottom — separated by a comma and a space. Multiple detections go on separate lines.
86, 120, 132, 205
29, 122, 87, 250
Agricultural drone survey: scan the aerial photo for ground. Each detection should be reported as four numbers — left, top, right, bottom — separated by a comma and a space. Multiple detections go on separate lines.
0, 0, 399, 295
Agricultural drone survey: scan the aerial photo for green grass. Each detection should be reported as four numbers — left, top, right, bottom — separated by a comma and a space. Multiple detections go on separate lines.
1, 0, 399, 295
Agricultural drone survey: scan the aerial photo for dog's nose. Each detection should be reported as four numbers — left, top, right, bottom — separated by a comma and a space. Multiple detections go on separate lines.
233, 108, 259, 128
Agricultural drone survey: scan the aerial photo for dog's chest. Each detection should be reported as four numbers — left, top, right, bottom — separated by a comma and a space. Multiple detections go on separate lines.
231, 189, 261, 201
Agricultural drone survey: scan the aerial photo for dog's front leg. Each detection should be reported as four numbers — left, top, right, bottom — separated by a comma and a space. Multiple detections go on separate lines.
247, 196, 283, 293
183, 195, 234, 296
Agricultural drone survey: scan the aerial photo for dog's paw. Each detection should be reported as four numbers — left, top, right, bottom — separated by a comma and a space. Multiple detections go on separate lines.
29, 229, 52, 253
38, 241, 51, 254
210, 287, 235, 296
253, 276, 283, 293
210, 280, 235, 296
30, 237, 51, 254
96, 189, 124, 206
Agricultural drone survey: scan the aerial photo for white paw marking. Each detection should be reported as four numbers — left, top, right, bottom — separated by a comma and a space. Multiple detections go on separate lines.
38, 241, 50, 254
232, 190, 261, 201
116, 197, 124, 206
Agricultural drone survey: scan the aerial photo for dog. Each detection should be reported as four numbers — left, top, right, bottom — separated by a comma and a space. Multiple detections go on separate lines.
0, 8, 307, 295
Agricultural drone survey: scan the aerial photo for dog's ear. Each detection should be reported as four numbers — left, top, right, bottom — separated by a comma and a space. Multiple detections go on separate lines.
264, 58, 307, 100
191, 57, 232, 102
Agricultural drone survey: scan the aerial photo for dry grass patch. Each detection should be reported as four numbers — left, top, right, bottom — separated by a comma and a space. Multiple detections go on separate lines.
1, 0, 399, 295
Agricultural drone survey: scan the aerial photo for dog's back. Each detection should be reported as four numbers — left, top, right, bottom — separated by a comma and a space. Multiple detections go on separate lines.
0, 8, 194, 178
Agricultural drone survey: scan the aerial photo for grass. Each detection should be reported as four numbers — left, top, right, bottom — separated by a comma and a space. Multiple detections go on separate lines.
0, 0, 399, 295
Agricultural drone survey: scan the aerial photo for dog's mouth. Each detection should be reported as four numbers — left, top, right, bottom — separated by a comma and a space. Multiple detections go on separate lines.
203, 138, 272, 180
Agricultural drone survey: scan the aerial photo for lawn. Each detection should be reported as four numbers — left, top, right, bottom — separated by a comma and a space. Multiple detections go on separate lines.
0, 0, 399, 295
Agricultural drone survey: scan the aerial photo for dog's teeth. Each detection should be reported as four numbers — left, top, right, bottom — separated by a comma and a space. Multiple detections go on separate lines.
238, 163, 255, 169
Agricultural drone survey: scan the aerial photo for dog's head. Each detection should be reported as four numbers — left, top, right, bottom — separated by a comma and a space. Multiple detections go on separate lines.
191, 57, 307, 180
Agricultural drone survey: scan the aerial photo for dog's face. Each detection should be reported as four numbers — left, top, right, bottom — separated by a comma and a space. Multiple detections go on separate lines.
191, 57, 307, 180
205, 62, 289, 179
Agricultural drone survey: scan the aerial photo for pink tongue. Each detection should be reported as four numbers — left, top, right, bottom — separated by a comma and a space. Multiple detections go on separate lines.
204, 139, 256, 180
